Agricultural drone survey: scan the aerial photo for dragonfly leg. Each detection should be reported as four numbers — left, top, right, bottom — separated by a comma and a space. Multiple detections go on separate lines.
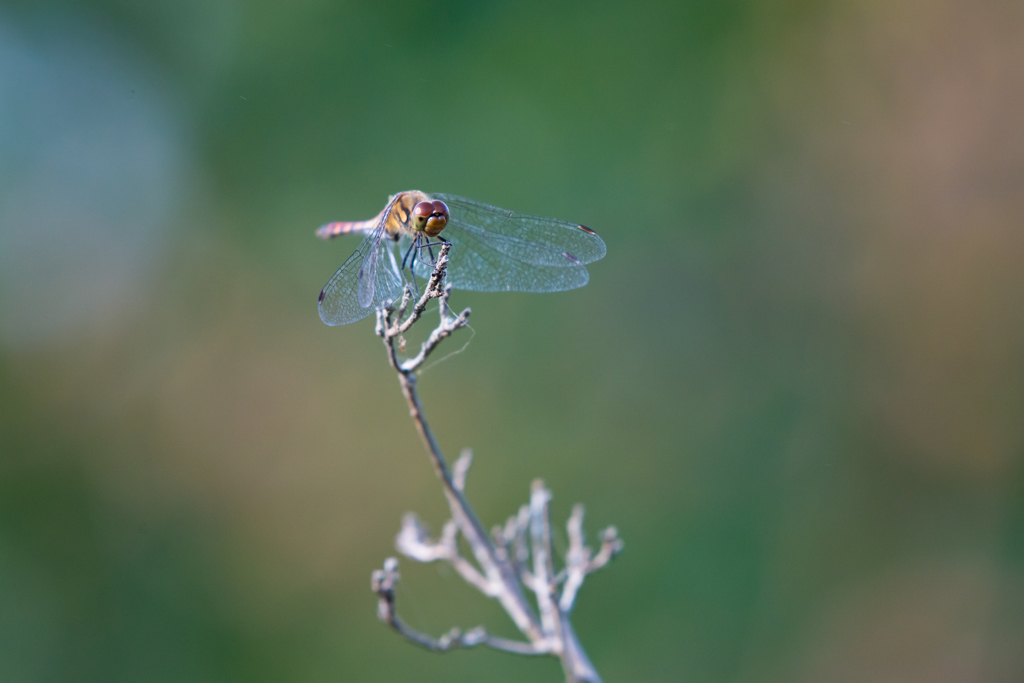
426, 236, 450, 266
414, 239, 445, 267
407, 236, 421, 296
401, 238, 417, 271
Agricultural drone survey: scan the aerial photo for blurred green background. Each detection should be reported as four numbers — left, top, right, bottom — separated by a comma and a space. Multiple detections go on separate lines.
2, 1, 1023, 681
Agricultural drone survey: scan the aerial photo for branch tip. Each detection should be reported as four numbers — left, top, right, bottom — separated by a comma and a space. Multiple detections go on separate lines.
453, 449, 473, 491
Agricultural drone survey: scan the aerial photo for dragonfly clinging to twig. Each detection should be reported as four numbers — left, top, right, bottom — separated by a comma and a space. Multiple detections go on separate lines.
315, 191, 606, 326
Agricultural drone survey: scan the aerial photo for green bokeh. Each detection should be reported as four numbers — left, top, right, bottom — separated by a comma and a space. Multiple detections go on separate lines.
2, 1, 1023, 681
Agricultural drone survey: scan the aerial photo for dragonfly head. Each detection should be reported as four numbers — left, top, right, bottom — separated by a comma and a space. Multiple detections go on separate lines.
412, 200, 449, 237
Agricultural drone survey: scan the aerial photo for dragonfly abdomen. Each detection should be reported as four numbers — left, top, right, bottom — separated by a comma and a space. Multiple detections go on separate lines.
315, 214, 383, 239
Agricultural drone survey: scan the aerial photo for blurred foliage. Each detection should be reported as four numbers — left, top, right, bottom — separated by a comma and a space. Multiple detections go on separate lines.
2, 0, 1023, 681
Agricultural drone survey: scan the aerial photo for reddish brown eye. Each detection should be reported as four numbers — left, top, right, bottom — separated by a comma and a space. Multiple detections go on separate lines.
431, 200, 449, 217
413, 201, 434, 217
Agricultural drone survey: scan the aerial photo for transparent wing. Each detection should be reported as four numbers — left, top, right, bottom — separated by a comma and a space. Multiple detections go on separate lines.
410, 193, 605, 293
318, 231, 404, 326
433, 194, 607, 265
405, 233, 592, 293
357, 229, 383, 309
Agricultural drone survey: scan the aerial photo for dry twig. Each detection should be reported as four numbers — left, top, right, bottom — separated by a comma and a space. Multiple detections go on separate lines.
369, 243, 622, 683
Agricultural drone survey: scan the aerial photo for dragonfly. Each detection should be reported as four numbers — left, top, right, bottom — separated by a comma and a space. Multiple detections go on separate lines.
315, 191, 606, 326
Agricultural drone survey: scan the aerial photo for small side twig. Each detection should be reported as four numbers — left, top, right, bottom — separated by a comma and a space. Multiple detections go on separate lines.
560, 506, 623, 612
372, 558, 545, 655
529, 481, 561, 643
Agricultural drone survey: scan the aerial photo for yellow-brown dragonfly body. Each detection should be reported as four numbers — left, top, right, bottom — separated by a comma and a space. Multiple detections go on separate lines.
317, 191, 450, 241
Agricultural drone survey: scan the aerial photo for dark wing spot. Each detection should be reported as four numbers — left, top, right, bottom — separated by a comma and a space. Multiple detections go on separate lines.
318, 289, 326, 304
562, 251, 582, 265
577, 224, 597, 235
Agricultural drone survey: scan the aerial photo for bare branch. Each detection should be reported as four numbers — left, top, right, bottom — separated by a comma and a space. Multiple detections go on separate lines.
396, 245, 454, 336
491, 504, 536, 586
395, 513, 451, 563
529, 480, 560, 645
399, 288, 471, 372
513, 504, 532, 575
559, 504, 591, 612
373, 259, 543, 641
395, 284, 413, 325
395, 513, 496, 596
364, 243, 619, 682
559, 509, 624, 612
589, 526, 624, 573
372, 558, 548, 656
375, 244, 471, 376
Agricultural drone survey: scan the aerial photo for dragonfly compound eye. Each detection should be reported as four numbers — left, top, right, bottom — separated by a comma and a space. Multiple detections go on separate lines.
412, 201, 435, 218
431, 200, 450, 218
